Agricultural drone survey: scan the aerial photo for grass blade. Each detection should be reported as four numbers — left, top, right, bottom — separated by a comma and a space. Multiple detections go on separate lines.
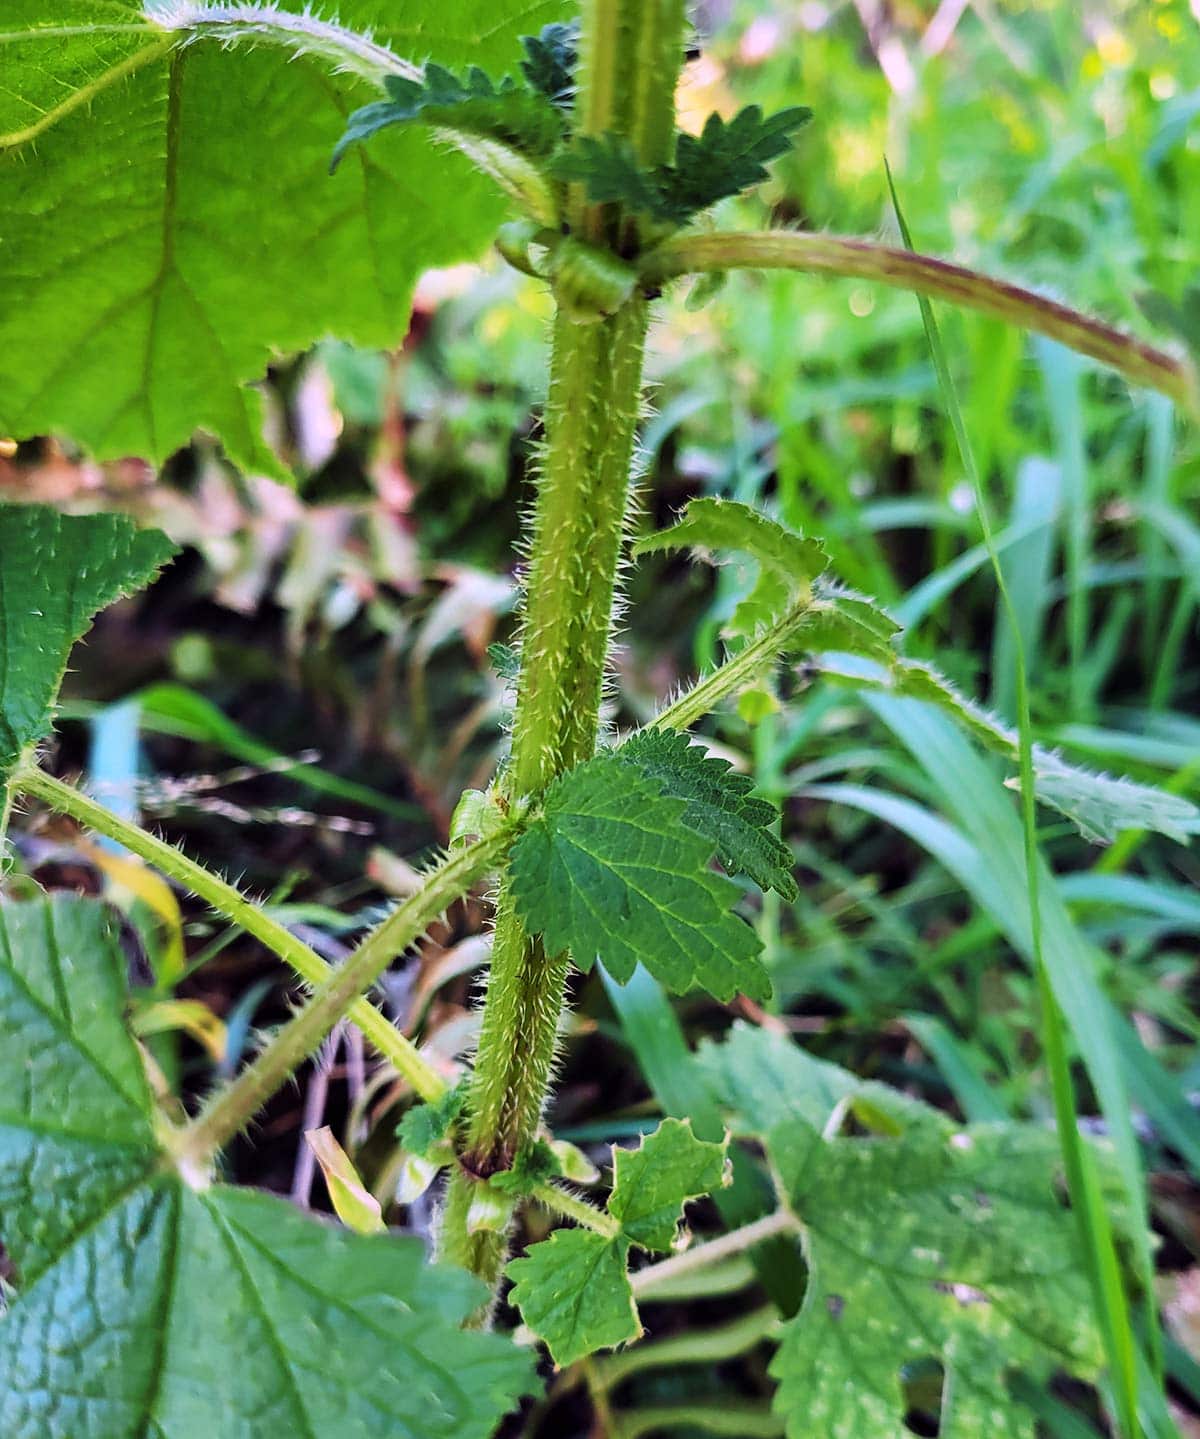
886, 161, 1144, 1436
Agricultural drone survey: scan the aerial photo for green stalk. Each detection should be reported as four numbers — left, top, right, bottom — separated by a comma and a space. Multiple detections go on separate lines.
444, 0, 687, 1290
17, 764, 447, 1102
640, 232, 1198, 413
175, 826, 514, 1174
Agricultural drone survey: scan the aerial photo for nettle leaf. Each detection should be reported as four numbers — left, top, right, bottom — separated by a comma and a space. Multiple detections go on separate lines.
817, 654, 1200, 844
0, 893, 536, 1437
0, 1, 566, 472
508, 1119, 726, 1366
666, 105, 813, 218
553, 104, 811, 226
635, 498, 829, 638
329, 60, 564, 166
619, 728, 797, 898
519, 21, 579, 108
397, 1084, 466, 1160
509, 753, 770, 1002
608, 1117, 729, 1252
0, 507, 177, 783
699, 1025, 1103, 1439
508, 1228, 639, 1368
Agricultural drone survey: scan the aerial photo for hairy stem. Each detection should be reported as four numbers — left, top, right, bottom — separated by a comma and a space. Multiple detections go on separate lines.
443, 0, 688, 1294
175, 827, 514, 1173
630, 1209, 799, 1299
148, 2, 418, 85
640, 232, 1198, 412
647, 596, 818, 733
17, 764, 447, 1101
531, 1182, 620, 1238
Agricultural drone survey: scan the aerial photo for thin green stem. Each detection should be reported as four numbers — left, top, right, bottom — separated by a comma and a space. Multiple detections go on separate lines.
594, 1304, 780, 1388
647, 595, 817, 734
531, 1182, 620, 1238
630, 1209, 798, 1299
175, 827, 514, 1173
17, 764, 447, 1102
445, 0, 689, 1296
639, 232, 1198, 413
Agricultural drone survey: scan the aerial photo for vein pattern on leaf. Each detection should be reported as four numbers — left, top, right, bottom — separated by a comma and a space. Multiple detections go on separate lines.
507, 1119, 725, 1365
509, 754, 770, 1001
0, 506, 177, 782
0, 892, 536, 1439
696, 1025, 1102, 1439
620, 728, 797, 897
0, 0, 566, 470
507, 1227, 638, 1368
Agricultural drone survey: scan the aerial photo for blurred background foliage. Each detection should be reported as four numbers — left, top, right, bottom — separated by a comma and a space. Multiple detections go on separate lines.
3, 1, 1199, 1433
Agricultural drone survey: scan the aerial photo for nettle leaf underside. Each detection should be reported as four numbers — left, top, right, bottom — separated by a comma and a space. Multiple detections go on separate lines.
700, 1025, 1103, 1439
0, 1, 565, 472
509, 752, 771, 1001
507, 1119, 728, 1367
0, 893, 535, 1439
0, 506, 178, 783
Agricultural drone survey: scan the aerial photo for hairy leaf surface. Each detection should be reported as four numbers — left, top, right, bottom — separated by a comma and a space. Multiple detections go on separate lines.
507, 1228, 639, 1368
0, 893, 536, 1438
509, 754, 770, 1001
620, 729, 797, 897
508, 1120, 726, 1365
700, 1025, 1102, 1438
0, 507, 177, 782
0, 1, 565, 471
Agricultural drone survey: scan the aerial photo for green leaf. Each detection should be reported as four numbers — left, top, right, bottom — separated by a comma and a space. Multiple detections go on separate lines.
619, 728, 797, 898
0, 893, 536, 1436
552, 104, 811, 226
696, 1026, 1102, 1437
507, 1120, 727, 1364
0, 506, 177, 783
519, 21, 579, 108
507, 1228, 639, 1368
635, 498, 829, 638
665, 105, 813, 218
609, 1118, 729, 1252
332, 63, 566, 223
509, 754, 770, 1002
0, 1, 565, 471
397, 1084, 466, 1160
769, 1118, 1102, 1438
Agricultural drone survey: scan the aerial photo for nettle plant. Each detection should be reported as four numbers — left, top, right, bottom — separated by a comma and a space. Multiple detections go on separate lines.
1, 4, 1197, 1437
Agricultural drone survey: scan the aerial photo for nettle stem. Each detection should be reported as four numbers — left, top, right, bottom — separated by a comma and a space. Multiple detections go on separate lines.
17, 764, 447, 1101
442, 0, 687, 1290
176, 826, 514, 1173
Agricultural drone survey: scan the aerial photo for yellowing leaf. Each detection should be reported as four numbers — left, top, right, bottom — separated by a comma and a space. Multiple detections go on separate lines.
305, 1127, 385, 1236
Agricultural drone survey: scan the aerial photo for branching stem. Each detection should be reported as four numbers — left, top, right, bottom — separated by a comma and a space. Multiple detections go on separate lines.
640, 232, 1198, 412
17, 764, 448, 1101
175, 827, 515, 1172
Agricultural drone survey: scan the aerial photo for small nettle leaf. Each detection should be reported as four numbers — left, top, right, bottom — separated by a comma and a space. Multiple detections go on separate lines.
519, 21, 580, 109
0, 507, 177, 785
619, 728, 797, 897
699, 1026, 1103, 1439
552, 104, 811, 225
0, 894, 535, 1437
491, 1138, 562, 1196
397, 1084, 466, 1161
608, 1117, 729, 1252
666, 104, 813, 218
634, 498, 829, 639
507, 1228, 639, 1368
508, 1119, 726, 1365
816, 653, 1200, 844
333, 64, 566, 168
509, 753, 770, 1002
